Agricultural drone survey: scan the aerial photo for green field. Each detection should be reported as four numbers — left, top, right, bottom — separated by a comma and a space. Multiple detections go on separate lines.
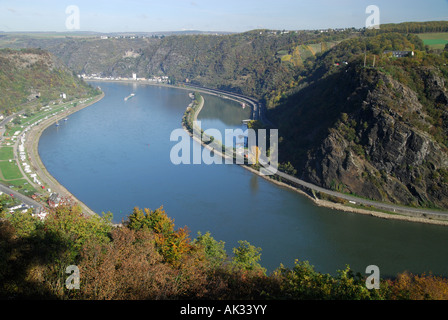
4, 178, 37, 195
0, 95, 97, 198
417, 32, 448, 49
0, 160, 23, 180
277, 41, 341, 67
0, 147, 14, 161
0, 32, 97, 48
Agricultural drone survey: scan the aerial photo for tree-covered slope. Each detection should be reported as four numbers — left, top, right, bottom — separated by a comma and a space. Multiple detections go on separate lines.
0, 30, 355, 106
0, 48, 97, 114
269, 33, 448, 209
2, 23, 448, 209
2, 200, 448, 300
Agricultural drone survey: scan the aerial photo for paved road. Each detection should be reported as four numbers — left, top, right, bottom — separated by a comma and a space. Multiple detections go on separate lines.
0, 111, 45, 213
182, 83, 448, 221
274, 170, 448, 220
0, 95, 104, 218
0, 183, 43, 211
182, 83, 264, 122
0, 111, 23, 138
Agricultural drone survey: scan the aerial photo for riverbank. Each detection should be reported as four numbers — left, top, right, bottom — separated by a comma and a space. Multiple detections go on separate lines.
183, 91, 448, 226
244, 165, 448, 226
80, 79, 448, 226
24, 93, 105, 217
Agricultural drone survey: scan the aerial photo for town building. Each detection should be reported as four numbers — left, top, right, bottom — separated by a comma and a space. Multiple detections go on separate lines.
48, 193, 61, 208
384, 50, 415, 58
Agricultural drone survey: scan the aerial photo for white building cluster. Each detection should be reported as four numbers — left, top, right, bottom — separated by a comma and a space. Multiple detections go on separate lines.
17, 130, 42, 187
79, 73, 170, 84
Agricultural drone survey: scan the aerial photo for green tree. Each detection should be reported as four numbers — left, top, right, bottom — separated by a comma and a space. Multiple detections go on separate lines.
194, 231, 227, 269
43, 201, 113, 254
247, 120, 264, 131
128, 206, 174, 235
7, 209, 38, 238
279, 161, 297, 176
232, 240, 266, 274
274, 260, 385, 300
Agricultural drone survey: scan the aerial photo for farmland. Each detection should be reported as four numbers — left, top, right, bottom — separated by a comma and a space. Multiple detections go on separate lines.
417, 32, 448, 49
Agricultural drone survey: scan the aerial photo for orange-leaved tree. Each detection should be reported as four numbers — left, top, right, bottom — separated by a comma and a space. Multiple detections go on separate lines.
127, 206, 192, 266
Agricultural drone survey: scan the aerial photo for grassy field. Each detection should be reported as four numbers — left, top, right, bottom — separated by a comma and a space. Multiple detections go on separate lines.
0, 160, 23, 180
417, 32, 448, 49
0, 147, 14, 161
0, 32, 97, 48
277, 41, 341, 67
0, 96, 96, 196
4, 178, 37, 195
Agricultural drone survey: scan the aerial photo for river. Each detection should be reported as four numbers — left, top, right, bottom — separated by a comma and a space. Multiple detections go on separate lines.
38, 81, 448, 277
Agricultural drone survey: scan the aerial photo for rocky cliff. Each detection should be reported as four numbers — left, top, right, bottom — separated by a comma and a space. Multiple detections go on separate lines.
272, 56, 448, 209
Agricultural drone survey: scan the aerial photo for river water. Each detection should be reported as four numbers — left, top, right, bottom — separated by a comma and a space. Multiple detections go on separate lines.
38, 81, 448, 277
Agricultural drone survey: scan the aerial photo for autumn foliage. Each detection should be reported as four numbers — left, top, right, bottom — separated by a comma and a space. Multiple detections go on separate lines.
385, 272, 448, 300
126, 207, 193, 267
1, 202, 448, 300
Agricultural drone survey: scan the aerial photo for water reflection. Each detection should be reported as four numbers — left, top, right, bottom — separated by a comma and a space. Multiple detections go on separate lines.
250, 174, 259, 194
198, 93, 251, 129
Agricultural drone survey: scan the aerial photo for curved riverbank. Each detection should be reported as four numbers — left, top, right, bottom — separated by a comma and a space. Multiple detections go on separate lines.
244, 165, 448, 226
32, 80, 448, 226
24, 93, 105, 217
183, 90, 448, 226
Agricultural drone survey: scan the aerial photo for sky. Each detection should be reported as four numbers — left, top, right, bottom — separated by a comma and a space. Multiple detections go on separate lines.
0, 0, 447, 33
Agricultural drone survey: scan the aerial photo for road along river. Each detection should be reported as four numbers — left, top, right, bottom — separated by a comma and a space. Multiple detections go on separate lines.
38, 81, 448, 276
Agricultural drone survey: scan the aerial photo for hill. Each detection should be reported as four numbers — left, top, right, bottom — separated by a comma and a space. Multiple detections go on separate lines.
2, 201, 448, 300
2, 22, 448, 209
268, 32, 448, 209
0, 29, 356, 106
0, 48, 98, 114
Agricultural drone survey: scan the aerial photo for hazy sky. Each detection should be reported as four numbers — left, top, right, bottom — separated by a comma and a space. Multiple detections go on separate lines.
0, 0, 447, 33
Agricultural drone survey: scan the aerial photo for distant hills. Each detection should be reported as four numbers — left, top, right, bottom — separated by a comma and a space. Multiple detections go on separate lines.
0, 30, 234, 38
1, 20, 448, 209
0, 27, 355, 105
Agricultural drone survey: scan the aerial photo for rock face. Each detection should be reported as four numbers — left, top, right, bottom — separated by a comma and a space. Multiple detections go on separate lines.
283, 66, 448, 209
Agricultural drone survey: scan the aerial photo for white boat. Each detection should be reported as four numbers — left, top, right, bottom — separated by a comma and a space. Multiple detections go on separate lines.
124, 93, 135, 101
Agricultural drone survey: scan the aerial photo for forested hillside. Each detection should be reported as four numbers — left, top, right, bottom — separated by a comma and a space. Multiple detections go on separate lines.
0, 48, 98, 114
1, 200, 448, 300
1, 22, 447, 109
269, 32, 448, 209
378, 21, 448, 34
1, 21, 447, 209
0, 29, 355, 107
1, 21, 448, 300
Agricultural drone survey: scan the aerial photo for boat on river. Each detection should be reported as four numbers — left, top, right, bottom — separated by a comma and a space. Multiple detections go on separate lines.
124, 93, 135, 101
